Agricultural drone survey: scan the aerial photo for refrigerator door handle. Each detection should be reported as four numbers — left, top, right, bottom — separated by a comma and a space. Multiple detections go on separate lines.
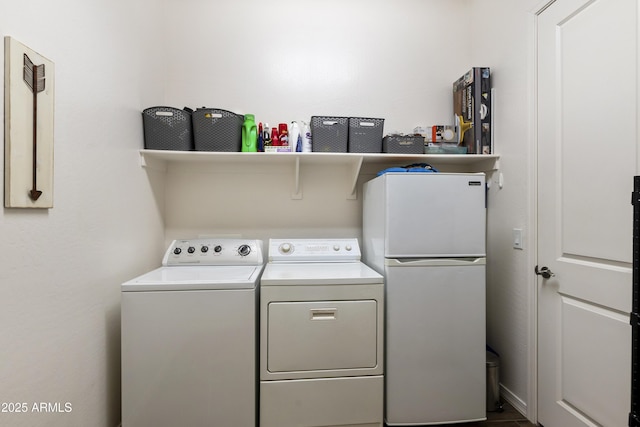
384, 257, 486, 267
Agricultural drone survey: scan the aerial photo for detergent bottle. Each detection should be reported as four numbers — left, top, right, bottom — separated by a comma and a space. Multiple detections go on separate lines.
241, 114, 258, 152
302, 121, 312, 152
271, 127, 280, 146
263, 122, 271, 147
278, 123, 289, 148
290, 121, 301, 153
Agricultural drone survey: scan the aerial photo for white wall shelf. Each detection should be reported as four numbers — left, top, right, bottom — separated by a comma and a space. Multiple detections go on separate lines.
139, 150, 500, 199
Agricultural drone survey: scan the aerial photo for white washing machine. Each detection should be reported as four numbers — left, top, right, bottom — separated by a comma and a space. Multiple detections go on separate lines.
121, 238, 264, 427
260, 238, 384, 427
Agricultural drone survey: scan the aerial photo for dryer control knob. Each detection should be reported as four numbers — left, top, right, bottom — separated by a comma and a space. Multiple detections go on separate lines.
187, 246, 196, 254
173, 247, 182, 255
333, 245, 340, 251
345, 245, 352, 251
238, 244, 251, 256
280, 243, 292, 254
201, 246, 209, 253
214, 245, 222, 253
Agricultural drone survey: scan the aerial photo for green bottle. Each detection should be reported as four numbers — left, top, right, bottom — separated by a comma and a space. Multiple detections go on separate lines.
241, 114, 258, 152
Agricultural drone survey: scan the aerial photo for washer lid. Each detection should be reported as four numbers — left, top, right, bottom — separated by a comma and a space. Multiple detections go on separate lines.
122, 265, 263, 291
260, 262, 383, 286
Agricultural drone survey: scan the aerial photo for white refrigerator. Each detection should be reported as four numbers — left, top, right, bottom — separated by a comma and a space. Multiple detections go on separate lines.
362, 172, 487, 425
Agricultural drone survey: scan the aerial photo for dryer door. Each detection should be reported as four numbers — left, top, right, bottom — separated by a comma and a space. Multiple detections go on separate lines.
267, 300, 378, 375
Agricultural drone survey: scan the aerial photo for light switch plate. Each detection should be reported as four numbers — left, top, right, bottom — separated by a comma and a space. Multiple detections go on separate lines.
513, 228, 523, 250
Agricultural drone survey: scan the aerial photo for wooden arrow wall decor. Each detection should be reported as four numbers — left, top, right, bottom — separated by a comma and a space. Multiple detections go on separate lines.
23, 53, 46, 201
4, 37, 54, 208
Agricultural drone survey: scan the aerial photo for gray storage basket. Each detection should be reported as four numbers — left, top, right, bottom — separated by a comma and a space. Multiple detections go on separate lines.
192, 108, 243, 152
311, 116, 349, 152
382, 135, 424, 154
348, 117, 384, 153
142, 107, 194, 151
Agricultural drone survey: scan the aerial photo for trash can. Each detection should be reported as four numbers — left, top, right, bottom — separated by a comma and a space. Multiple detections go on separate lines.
486, 351, 503, 412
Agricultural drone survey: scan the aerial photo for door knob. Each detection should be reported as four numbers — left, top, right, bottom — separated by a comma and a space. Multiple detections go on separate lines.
535, 265, 555, 279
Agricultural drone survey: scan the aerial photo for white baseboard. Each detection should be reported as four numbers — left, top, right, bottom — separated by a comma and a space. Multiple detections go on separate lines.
500, 383, 528, 418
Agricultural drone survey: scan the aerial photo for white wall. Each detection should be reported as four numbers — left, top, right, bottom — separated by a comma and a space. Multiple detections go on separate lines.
160, 0, 475, 243
470, 0, 540, 417
0, 1, 165, 426
163, 0, 472, 132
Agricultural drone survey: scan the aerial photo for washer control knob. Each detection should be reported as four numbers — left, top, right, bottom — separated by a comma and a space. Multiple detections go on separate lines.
187, 246, 196, 254
173, 247, 182, 255
238, 244, 251, 256
333, 245, 340, 251
280, 243, 292, 254
201, 246, 209, 253
345, 244, 352, 251
214, 245, 222, 253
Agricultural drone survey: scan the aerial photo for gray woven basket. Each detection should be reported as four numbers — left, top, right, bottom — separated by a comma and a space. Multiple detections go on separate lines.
382, 135, 424, 154
348, 117, 384, 153
311, 116, 349, 152
192, 108, 243, 152
142, 107, 193, 151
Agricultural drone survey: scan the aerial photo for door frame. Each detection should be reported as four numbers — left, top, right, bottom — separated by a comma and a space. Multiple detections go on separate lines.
527, 0, 558, 424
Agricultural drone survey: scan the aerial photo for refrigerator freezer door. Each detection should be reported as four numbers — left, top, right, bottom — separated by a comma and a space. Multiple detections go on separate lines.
366, 173, 486, 259
384, 260, 486, 425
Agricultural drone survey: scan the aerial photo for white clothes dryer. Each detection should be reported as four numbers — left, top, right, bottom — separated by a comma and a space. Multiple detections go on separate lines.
121, 238, 264, 427
260, 238, 384, 427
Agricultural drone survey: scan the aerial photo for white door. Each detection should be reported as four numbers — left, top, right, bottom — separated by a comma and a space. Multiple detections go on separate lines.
536, 0, 636, 426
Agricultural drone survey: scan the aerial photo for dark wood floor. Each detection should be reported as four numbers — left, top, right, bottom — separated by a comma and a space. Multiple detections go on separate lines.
412, 401, 536, 427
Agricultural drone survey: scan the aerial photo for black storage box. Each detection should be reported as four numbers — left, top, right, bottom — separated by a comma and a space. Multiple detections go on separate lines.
311, 116, 349, 152
382, 135, 425, 154
142, 106, 193, 151
348, 117, 384, 153
192, 108, 243, 152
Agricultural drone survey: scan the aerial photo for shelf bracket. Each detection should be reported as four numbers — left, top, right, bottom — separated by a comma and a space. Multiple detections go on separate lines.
291, 156, 303, 199
139, 151, 167, 172
347, 156, 364, 199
